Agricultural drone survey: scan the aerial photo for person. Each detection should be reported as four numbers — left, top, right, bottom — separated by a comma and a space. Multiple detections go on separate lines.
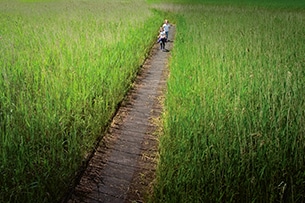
158, 26, 166, 51
157, 26, 163, 43
162, 19, 170, 41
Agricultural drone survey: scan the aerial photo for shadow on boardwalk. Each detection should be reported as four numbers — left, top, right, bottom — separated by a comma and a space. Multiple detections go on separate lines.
64, 26, 175, 203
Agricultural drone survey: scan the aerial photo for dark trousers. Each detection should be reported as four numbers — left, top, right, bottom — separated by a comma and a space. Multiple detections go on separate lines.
160, 38, 166, 49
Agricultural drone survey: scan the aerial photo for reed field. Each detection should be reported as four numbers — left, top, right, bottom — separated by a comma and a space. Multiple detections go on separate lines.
1, 0, 305, 202
150, 1, 305, 202
0, 0, 164, 202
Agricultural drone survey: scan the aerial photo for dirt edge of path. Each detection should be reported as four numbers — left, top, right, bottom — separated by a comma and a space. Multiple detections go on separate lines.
125, 55, 169, 203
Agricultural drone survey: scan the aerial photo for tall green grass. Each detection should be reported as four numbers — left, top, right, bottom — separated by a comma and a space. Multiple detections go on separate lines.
152, 3, 305, 203
0, 0, 163, 202
147, 0, 305, 9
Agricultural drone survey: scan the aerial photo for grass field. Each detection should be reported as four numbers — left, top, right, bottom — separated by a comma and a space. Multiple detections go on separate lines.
0, 0, 163, 202
1, 0, 305, 202
151, 1, 305, 202
148, 0, 305, 8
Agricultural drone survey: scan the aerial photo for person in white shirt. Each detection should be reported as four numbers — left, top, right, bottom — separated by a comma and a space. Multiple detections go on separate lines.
158, 26, 167, 51
162, 19, 170, 41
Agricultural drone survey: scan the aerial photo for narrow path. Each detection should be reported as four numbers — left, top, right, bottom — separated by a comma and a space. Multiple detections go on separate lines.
67, 26, 175, 203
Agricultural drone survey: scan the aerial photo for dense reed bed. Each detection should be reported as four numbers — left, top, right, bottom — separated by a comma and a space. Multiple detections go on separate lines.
0, 0, 163, 202
152, 2, 305, 202
148, 0, 305, 9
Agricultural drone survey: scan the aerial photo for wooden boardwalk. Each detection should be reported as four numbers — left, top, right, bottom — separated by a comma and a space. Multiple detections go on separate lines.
66, 26, 175, 203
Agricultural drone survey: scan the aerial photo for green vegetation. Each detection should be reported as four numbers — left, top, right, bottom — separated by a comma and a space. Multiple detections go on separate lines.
152, 2, 305, 203
0, 0, 163, 202
1, 0, 305, 202
147, 0, 305, 9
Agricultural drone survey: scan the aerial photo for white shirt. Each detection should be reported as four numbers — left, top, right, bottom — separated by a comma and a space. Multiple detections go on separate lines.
160, 30, 166, 38
163, 23, 170, 32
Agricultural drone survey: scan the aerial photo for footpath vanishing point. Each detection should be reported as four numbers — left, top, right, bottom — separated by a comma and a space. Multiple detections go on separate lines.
65, 26, 176, 203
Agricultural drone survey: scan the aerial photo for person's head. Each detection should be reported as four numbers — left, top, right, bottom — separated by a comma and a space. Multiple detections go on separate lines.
165, 19, 169, 24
